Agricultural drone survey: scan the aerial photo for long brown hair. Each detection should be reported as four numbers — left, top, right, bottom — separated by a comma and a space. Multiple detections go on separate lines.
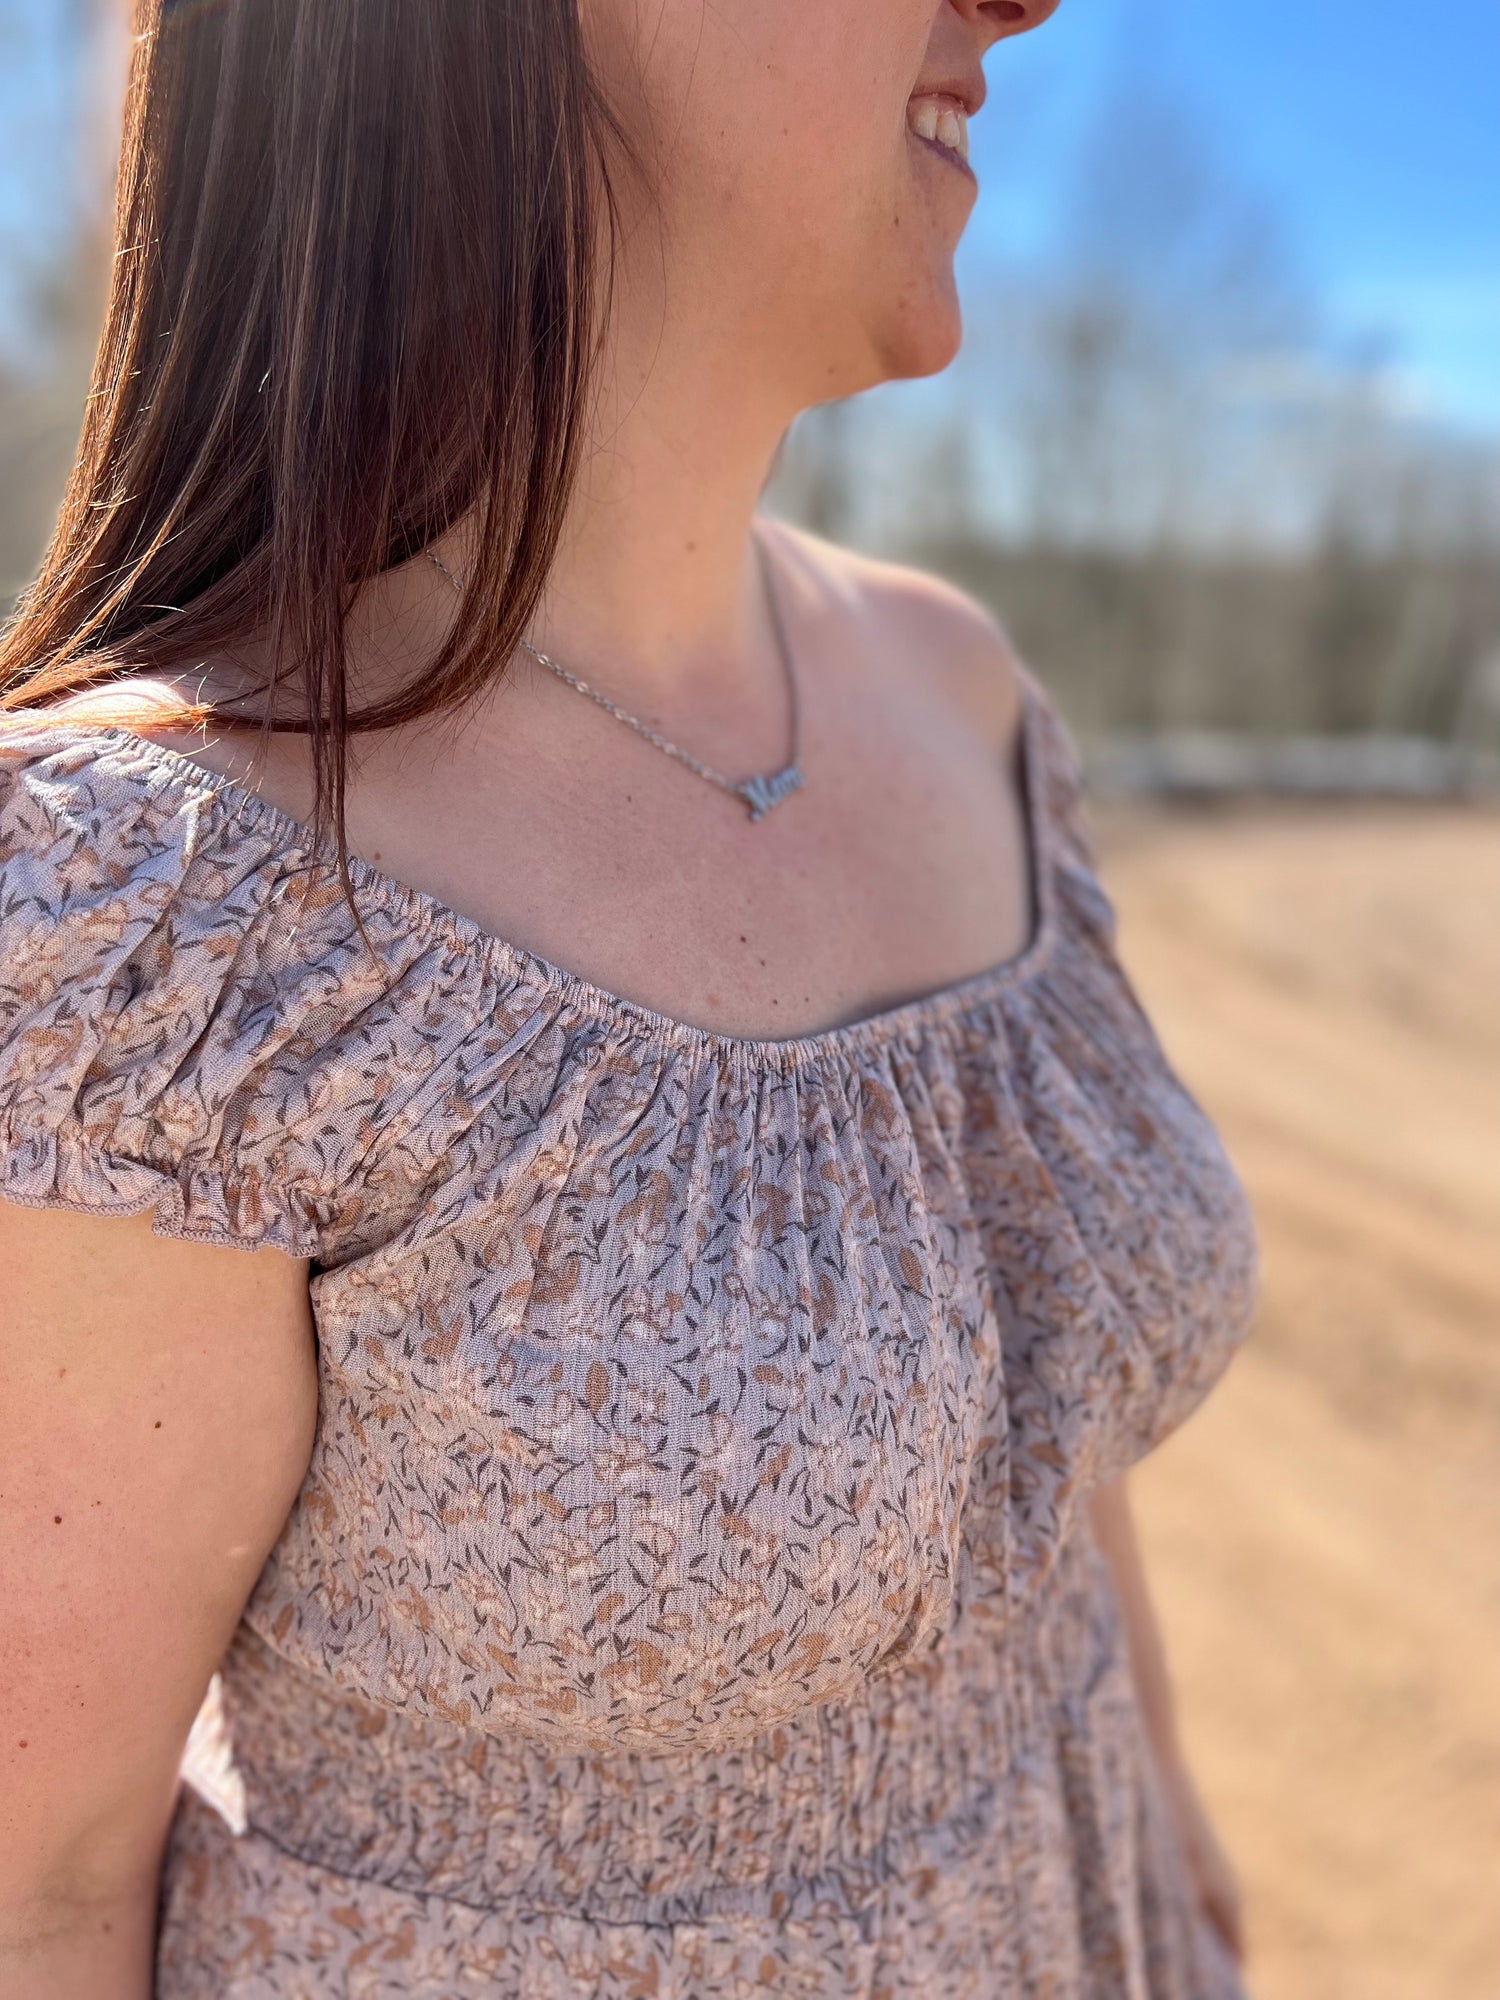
0, 0, 632, 942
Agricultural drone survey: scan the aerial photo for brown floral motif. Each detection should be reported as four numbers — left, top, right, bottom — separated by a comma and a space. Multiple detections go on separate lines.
0, 666, 1260, 1997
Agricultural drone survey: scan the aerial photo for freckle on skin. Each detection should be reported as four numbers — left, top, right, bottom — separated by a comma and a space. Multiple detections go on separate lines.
54, 1515, 62, 1524
155, 1420, 162, 1429
17, 1741, 26, 1749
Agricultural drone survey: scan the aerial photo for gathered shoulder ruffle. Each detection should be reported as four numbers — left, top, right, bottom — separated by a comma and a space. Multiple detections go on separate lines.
0, 718, 567, 1264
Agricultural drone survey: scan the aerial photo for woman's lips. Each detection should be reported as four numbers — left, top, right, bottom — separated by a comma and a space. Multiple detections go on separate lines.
906, 93, 975, 180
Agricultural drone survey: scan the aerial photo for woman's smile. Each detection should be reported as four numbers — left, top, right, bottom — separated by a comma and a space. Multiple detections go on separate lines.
906, 91, 977, 182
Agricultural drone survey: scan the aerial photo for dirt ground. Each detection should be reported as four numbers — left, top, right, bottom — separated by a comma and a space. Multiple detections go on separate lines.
1089, 797, 1500, 2000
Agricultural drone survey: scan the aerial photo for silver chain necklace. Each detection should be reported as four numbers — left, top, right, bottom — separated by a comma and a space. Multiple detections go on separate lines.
423, 526, 805, 824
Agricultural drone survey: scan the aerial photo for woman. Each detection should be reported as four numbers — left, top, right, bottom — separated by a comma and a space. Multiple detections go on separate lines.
0, 2, 1261, 1995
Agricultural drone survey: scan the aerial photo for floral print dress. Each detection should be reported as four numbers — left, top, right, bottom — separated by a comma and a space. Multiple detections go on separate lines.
0, 665, 1260, 1998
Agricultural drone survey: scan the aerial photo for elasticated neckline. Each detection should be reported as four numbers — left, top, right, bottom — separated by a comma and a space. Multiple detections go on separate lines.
2, 671, 1059, 1073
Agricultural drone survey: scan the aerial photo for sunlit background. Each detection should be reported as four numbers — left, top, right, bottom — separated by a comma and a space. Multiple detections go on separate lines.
2, 5, 1497, 1997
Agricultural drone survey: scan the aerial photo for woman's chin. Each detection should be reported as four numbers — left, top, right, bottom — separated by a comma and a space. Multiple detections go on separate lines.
873, 279, 964, 381
797, 261, 965, 400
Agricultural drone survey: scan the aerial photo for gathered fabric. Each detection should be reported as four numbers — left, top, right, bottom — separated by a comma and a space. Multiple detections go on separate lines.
0, 665, 1259, 1997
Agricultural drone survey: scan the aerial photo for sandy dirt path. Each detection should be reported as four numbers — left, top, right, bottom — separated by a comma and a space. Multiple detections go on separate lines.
1091, 799, 1500, 2000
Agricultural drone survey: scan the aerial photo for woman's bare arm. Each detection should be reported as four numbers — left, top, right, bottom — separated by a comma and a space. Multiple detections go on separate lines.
0, 1200, 318, 2000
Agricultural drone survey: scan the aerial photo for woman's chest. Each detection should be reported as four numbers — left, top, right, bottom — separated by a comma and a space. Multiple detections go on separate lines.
253, 1014, 1258, 1750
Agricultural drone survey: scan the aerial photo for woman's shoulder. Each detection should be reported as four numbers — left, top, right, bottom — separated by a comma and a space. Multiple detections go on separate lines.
757, 513, 1096, 846
0, 684, 541, 1267
2, 671, 326, 815
0, 692, 313, 1249
758, 512, 1029, 760
0, 677, 307, 909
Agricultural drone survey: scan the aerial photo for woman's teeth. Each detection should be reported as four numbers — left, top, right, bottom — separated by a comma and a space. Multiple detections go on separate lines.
907, 96, 970, 164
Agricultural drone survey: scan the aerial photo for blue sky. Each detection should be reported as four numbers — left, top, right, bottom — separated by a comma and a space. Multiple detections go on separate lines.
959, 0, 1500, 432
1, 0, 1496, 433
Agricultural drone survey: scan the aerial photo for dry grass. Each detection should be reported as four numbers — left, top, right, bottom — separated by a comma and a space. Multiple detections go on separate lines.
1091, 798, 1500, 2000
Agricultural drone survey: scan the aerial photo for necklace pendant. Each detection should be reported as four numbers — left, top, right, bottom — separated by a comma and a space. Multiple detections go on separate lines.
739, 762, 804, 823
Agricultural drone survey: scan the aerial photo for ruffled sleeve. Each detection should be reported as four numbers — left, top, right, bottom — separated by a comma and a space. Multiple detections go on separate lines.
0, 721, 353, 1259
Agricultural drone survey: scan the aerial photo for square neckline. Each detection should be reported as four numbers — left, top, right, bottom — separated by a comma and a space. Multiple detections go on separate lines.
1, 667, 1058, 1073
